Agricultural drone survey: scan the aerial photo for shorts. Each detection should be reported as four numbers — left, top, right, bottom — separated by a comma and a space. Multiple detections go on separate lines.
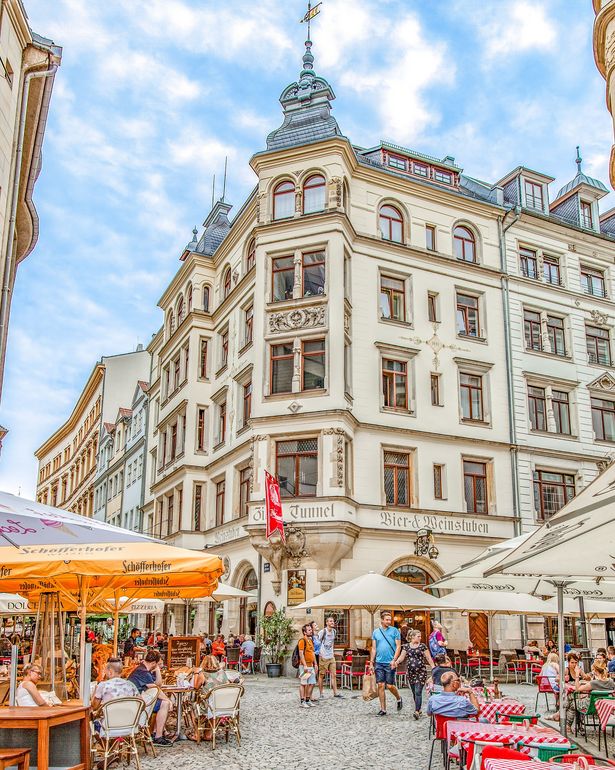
319, 657, 336, 674
299, 665, 317, 685
375, 662, 396, 686
153, 698, 161, 713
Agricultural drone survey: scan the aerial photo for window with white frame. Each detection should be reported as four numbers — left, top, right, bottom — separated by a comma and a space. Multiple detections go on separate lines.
526, 379, 574, 436
379, 273, 409, 323
455, 359, 493, 425
269, 337, 327, 396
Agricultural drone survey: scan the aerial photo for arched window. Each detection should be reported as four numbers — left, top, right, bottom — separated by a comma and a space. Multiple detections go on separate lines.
454, 225, 476, 263
176, 295, 185, 324
303, 174, 326, 214
246, 239, 256, 271
186, 283, 193, 313
273, 180, 295, 220
167, 310, 175, 338
379, 204, 403, 243
222, 267, 232, 299
203, 285, 210, 312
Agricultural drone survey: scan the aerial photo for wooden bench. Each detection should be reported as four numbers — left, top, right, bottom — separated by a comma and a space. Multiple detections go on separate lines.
0, 748, 30, 770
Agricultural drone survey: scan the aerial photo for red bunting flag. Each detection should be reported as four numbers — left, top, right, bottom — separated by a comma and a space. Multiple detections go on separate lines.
265, 470, 285, 542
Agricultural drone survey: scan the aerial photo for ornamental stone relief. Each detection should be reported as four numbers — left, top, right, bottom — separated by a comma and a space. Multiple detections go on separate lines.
268, 305, 326, 334
590, 309, 610, 326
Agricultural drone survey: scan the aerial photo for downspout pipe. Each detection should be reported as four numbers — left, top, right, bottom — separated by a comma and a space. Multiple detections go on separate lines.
0, 60, 58, 403
498, 205, 522, 536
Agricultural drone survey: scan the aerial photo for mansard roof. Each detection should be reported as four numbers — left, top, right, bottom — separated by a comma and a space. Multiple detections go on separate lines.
195, 200, 232, 256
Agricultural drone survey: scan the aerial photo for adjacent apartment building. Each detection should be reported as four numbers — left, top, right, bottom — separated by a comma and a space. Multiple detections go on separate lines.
0, 0, 61, 402
35, 349, 150, 519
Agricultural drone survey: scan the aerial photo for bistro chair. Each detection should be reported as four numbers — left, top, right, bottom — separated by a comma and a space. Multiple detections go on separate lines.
526, 742, 575, 762
251, 646, 262, 674
505, 656, 527, 684
395, 658, 409, 689
208, 684, 244, 750
225, 647, 241, 671
574, 691, 615, 739
462, 738, 516, 770
479, 745, 529, 770
98, 697, 145, 770
341, 655, 368, 691
535, 675, 559, 712
428, 714, 456, 770
549, 754, 615, 765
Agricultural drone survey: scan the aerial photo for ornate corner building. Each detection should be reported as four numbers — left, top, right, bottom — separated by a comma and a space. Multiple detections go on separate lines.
594, 0, 615, 188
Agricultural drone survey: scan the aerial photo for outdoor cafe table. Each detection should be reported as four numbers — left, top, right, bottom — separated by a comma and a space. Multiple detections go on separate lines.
446, 719, 571, 759
484, 761, 553, 770
0, 703, 90, 770
510, 659, 542, 685
596, 696, 615, 731
161, 684, 193, 740
476, 698, 526, 724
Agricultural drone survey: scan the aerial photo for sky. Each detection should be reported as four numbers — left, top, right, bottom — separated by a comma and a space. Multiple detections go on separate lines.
1, 0, 612, 498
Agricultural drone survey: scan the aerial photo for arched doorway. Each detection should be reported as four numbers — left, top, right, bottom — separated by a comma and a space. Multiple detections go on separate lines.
239, 568, 258, 636
387, 564, 434, 643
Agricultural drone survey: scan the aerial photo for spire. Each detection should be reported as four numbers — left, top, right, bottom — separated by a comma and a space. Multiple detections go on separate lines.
185, 226, 198, 252
553, 145, 608, 202
576, 145, 583, 174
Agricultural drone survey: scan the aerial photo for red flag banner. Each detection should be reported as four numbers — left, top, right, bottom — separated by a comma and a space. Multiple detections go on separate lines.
265, 470, 285, 542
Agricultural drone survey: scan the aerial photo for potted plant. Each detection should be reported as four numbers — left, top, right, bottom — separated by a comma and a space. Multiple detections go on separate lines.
259, 608, 294, 677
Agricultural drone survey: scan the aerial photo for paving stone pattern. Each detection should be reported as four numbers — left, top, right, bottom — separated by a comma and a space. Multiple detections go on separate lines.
139, 677, 551, 770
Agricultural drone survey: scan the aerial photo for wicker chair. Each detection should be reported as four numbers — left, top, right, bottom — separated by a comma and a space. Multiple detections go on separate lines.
98, 697, 144, 770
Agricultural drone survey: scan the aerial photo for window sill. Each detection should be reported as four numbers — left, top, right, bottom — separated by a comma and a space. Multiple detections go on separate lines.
266, 294, 328, 310
216, 365, 228, 377
239, 341, 253, 357
382, 406, 414, 416
525, 348, 571, 362
213, 441, 226, 452
380, 317, 413, 329
529, 429, 578, 440
457, 334, 487, 344
266, 388, 327, 400
594, 437, 615, 445
236, 423, 251, 437
460, 418, 490, 427
588, 361, 614, 370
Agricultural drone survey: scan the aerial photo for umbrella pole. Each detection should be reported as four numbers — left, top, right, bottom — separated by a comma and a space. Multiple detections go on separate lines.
556, 584, 566, 737
113, 605, 120, 657
488, 613, 494, 682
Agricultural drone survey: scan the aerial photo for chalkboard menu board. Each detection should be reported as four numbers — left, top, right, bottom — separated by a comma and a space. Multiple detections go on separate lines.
167, 636, 201, 670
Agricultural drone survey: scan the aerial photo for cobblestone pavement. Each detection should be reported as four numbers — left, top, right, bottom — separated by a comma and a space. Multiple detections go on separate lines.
137, 677, 554, 770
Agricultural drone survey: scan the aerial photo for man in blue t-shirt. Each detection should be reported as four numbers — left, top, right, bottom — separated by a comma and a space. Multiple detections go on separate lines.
128, 650, 172, 746
368, 610, 403, 716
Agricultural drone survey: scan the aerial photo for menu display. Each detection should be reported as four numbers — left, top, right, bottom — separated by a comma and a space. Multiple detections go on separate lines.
167, 636, 200, 670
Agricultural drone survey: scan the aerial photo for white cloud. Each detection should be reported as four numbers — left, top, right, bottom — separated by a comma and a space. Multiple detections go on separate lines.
99, 51, 201, 104
474, 1, 557, 61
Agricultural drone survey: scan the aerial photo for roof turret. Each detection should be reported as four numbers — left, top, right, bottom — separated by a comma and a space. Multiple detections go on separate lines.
196, 200, 232, 256
266, 39, 342, 151
554, 146, 608, 201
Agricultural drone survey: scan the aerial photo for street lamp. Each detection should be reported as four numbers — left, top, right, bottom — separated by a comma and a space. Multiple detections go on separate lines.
414, 528, 439, 560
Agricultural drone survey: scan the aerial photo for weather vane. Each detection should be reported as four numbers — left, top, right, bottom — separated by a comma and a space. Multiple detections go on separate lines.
300, 1, 322, 41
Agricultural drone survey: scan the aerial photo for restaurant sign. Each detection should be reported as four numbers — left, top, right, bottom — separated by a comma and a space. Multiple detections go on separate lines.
248, 503, 514, 539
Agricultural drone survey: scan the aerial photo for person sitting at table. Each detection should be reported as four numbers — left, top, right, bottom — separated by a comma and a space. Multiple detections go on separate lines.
211, 634, 226, 660
16, 663, 48, 707
426, 671, 480, 718
240, 634, 256, 674
575, 658, 615, 694
523, 639, 542, 657
200, 633, 212, 656
539, 652, 560, 707
607, 645, 615, 674
91, 657, 139, 709
430, 654, 456, 693
542, 639, 557, 657
128, 650, 173, 747
565, 652, 589, 682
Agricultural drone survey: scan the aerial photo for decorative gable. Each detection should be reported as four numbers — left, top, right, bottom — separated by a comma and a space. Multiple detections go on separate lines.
587, 372, 615, 392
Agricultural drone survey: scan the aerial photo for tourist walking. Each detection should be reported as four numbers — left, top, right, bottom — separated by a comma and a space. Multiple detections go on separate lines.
397, 629, 434, 719
298, 623, 318, 708
368, 610, 402, 716
317, 616, 343, 699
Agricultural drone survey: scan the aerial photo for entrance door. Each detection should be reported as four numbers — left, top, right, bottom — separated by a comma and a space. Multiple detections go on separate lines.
239, 569, 258, 635
387, 564, 434, 643
469, 613, 489, 651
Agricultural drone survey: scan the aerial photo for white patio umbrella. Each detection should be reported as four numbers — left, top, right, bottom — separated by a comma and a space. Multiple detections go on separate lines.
485, 462, 615, 734
0, 594, 30, 614
295, 571, 456, 640
444, 590, 558, 680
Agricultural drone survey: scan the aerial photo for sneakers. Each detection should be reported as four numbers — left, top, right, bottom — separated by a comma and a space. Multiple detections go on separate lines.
413, 710, 420, 720
333, 693, 344, 698
376, 710, 387, 716
152, 736, 173, 746
301, 700, 310, 709
397, 697, 403, 711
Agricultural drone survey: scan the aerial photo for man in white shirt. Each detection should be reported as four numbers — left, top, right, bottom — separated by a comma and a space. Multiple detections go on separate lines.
317, 616, 343, 699
91, 658, 139, 710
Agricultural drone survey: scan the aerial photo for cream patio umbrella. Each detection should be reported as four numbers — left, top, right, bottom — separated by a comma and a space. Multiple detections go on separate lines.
443, 589, 559, 680
295, 571, 456, 641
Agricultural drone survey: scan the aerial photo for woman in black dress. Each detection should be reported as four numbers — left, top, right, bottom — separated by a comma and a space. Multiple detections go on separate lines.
397, 629, 434, 719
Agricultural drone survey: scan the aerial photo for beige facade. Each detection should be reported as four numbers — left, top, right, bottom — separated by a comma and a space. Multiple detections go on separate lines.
35, 350, 150, 518
0, 1, 61, 400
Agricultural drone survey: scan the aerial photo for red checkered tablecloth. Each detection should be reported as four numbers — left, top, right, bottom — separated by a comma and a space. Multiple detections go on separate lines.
596, 697, 615, 730
484, 761, 551, 770
478, 699, 526, 724
447, 720, 571, 757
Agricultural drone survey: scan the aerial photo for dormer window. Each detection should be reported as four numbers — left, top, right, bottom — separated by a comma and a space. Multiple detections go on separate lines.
388, 155, 406, 171
434, 169, 452, 185
524, 179, 544, 211
412, 162, 428, 177
303, 174, 326, 214
581, 200, 593, 229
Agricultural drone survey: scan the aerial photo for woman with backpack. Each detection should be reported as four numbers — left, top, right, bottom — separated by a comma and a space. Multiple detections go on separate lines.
397, 629, 434, 720
428, 621, 448, 658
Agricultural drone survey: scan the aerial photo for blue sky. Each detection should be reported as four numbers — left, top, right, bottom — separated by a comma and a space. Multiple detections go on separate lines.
1, 0, 612, 498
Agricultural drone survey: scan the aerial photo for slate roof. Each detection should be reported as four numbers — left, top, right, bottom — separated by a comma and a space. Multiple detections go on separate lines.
196, 200, 232, 256
554, 147, 608, 201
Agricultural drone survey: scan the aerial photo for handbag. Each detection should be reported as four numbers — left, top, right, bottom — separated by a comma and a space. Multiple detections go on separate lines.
362, 671, 378, 701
